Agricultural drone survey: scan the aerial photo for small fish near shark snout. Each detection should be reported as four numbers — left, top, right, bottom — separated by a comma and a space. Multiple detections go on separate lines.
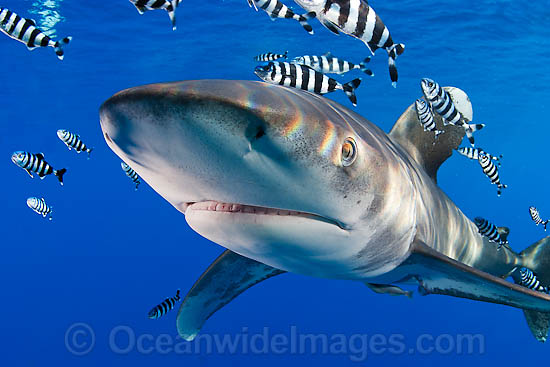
100, 79, 550, 343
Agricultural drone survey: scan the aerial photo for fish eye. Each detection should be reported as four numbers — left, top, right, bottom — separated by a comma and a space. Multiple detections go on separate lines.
341, 137, 357, 167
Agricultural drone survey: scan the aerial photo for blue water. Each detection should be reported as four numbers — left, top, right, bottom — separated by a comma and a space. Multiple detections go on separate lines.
2, 0, 550, 364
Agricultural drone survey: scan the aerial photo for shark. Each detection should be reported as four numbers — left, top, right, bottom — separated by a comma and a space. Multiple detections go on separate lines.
99, 79, 550, 343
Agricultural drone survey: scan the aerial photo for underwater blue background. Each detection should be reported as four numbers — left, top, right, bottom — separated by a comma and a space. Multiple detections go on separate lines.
1, 0, 549, 364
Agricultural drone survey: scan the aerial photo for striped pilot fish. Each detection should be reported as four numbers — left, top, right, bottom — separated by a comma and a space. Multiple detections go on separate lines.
11, 152, 66, 185
457, 147, 502, 166
121, 162, 141, 190
26, 197, 53, 220
519, 268, 548, 293
148, 289, 181, 319
0, 7, 71, 60
292, 52, 373, 76
250, 0, 314, 34
57, 130, 93, 158
474, 217, 508, 250
414, 99, 443, 140
254, 50, 288, 62
293, 0, 404, 86
529, 206, 549, 231
254, 61, 361, 106
421, 78, 484, 146
130, 0, 180, 31
478, 153, 507, 196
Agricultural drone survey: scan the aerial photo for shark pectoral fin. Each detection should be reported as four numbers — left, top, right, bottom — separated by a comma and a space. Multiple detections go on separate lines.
389, 87, 471, 183
408, 240, 550, 312
176, 250, 285, 341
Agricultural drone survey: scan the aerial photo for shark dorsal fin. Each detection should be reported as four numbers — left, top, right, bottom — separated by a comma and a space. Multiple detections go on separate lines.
388, 87, 472, 183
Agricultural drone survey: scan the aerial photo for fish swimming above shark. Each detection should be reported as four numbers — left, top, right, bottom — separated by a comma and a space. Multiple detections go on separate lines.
100, 79, 550, 343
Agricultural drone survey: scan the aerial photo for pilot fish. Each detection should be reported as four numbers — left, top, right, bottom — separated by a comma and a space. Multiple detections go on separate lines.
11, 152, 66, 185
121, 162, 141, 190
148, 289, 181, 319
421, 78, 484, 146
0, 7, 71, 60
294, 0, 404, 86
26, 197, 53, 220
519, 268, 548, 294
292, 52, 373, 76
474, 217, 508, 250
457, 147, 502, 166
478, 153, 507, 196
254, 51, 288, 61
529, 206, 549, 231
254, 61, 361, 106
414, 98, 443, 140
129, 0, 180, 30
250, 0, 314, 34
57, 129, 93, 157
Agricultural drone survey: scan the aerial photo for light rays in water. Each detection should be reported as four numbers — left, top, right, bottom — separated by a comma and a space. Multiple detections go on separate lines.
29, 0, 64, 38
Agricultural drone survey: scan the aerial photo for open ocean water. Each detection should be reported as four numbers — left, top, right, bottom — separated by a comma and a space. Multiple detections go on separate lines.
1, 0, 549, 365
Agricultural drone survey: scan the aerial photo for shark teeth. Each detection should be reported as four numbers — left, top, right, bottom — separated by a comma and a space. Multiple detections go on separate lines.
189, 201, 303, 216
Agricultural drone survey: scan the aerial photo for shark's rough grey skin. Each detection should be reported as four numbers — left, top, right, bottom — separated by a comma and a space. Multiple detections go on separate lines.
100, 80, 550, 342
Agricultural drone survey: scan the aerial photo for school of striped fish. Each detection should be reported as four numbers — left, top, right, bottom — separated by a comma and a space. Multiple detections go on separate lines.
3, 0, 550, 319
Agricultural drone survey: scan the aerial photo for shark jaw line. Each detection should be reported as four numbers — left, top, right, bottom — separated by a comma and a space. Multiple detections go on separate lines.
185, 201, 347, 230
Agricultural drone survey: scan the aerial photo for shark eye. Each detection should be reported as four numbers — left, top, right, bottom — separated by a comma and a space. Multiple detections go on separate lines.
341, 137, 357, 167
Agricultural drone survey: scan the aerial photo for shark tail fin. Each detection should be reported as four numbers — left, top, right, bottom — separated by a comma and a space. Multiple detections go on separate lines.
516, 236, 550, 342
342, 78, 362, 106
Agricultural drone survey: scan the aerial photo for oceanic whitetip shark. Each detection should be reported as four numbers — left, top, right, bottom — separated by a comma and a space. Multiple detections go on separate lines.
100, 80, 550, 342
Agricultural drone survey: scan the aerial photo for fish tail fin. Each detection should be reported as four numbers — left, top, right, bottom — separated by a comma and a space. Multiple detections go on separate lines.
87, 147, 93, 159
176, 289, 181, 301
359, 56, 374, 76
434, 130, 444, 139
247, 0, 258, 11
168, 0, 178, 30
515, 237, 550, 342
283, 50, 288, 59
55, 168, 67, 185
544, 221, 549, 231
387, 43, 405, 87
54, 36, 71, 60
464, 123, 485, 146
342, 78, 362, 106
297, 12, 315, 35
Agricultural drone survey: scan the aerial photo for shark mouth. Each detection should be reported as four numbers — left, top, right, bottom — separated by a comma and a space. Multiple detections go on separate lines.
185, 201, 346, 229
